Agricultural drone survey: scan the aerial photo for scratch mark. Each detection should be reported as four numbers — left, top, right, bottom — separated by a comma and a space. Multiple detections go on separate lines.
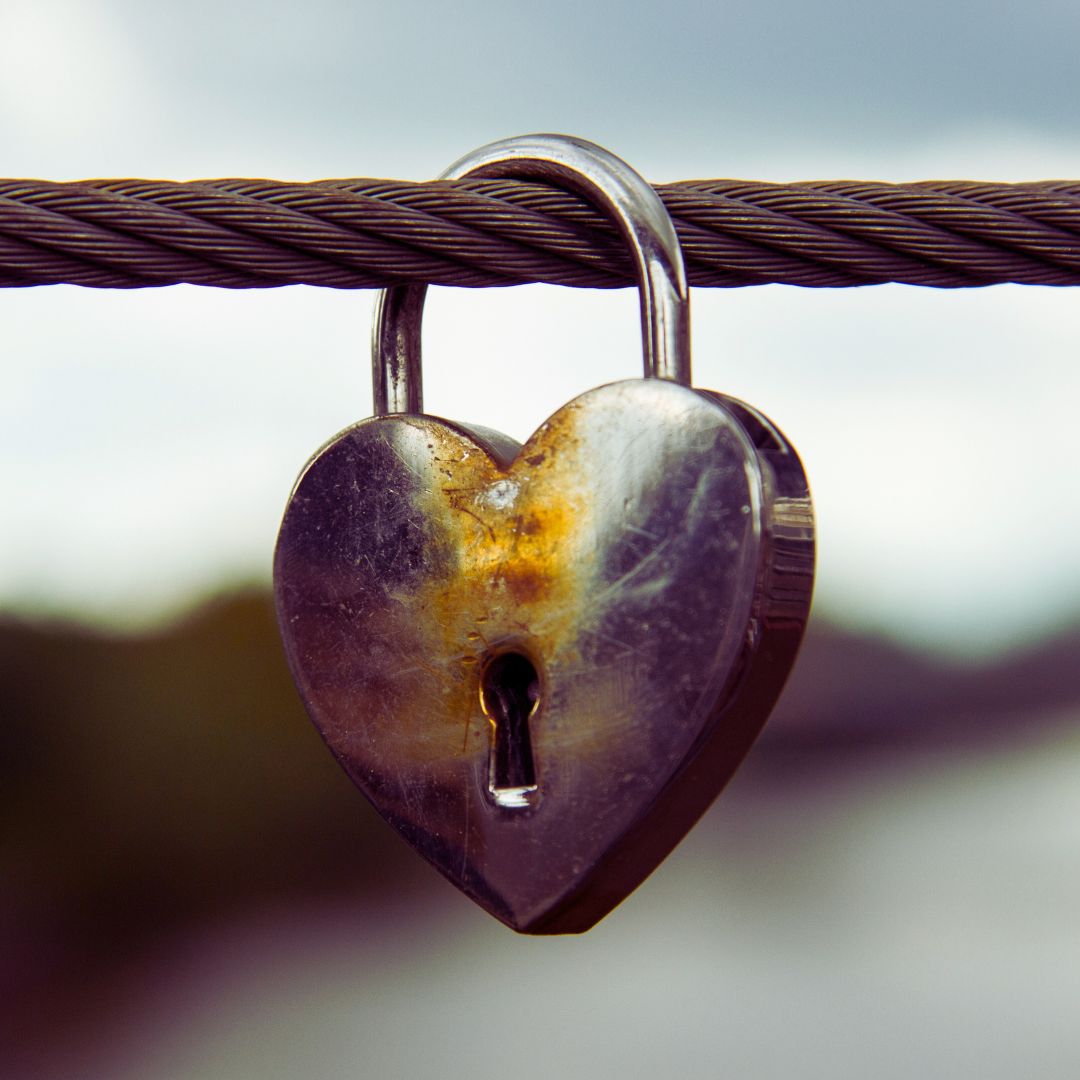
446, 498, 496, 541
592, 537, 674, 604
387, 439, 425, 480
460, 783, 471, 878
580, 626, 638, 660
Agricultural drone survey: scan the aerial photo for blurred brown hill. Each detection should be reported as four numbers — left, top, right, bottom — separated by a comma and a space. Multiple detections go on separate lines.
1, 591, 1078, 1042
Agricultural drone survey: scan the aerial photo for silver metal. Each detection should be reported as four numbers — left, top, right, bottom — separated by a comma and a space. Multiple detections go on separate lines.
371, 134, 691, 416
372, 286, 426, 415
275, 380, 814, 933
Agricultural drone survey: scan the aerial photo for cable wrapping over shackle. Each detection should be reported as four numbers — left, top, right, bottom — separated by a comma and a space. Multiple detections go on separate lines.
2, 177, 1080, 289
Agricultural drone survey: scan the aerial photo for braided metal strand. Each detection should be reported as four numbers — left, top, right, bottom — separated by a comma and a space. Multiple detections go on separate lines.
1, 177, 1079, 289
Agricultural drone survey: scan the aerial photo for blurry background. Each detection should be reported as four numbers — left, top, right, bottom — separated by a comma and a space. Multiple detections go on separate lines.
2, 1, 1080, 1077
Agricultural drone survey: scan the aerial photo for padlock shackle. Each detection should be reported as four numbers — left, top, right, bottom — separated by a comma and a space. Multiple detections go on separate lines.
372, 134, 691, 416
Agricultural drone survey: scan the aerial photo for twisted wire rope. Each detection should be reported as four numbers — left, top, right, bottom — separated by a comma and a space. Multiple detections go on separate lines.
2, 177, 1080, 290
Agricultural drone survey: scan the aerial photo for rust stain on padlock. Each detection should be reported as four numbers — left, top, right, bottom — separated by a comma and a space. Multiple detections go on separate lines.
393, 412, 596, 771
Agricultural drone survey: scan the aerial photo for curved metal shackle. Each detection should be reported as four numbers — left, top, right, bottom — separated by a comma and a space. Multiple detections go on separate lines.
371, 134, 691, 416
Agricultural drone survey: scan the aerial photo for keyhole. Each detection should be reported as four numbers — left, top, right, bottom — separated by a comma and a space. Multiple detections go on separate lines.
479, 650, 540, 809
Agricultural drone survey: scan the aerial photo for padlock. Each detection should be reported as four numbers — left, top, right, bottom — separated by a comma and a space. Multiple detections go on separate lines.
274, 135, 815, 934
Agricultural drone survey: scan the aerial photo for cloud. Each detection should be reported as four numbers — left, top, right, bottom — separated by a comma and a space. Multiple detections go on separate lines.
8, 1, 1080, 178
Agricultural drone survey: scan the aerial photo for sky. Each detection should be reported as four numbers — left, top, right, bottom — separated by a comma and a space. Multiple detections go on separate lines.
3, 0, 1080, 654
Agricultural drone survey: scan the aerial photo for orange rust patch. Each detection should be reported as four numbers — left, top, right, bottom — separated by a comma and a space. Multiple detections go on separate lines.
497, 562, 551, 604
361, 409, 598, 773
518, 514, 543, 537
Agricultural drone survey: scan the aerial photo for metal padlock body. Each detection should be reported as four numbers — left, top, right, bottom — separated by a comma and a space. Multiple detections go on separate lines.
275, 378, 812, 933
274, 135, 814, 933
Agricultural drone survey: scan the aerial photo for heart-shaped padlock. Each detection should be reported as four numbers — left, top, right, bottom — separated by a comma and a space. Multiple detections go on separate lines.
274, 135, 814, 934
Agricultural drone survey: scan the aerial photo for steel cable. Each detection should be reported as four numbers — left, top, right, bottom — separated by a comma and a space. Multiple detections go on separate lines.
1, 177, 1079, 290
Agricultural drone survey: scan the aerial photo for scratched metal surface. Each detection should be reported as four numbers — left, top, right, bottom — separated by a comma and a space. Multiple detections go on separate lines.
274, 378, 813, 932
